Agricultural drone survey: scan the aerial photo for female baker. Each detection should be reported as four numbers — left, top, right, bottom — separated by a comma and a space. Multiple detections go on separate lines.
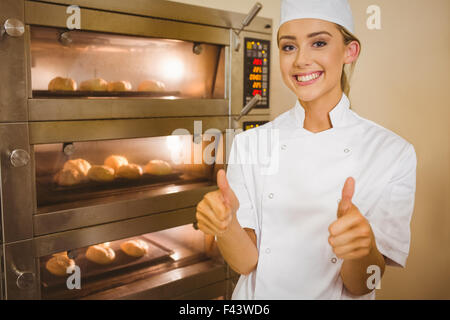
195, 0, 417, 299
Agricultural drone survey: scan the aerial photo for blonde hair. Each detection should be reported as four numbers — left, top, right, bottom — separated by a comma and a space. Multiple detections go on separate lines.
335, 24, 361, 97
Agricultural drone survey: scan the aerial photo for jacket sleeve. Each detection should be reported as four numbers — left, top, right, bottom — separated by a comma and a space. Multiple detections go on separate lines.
226, 134, 258, 232
365, 143, 417, 267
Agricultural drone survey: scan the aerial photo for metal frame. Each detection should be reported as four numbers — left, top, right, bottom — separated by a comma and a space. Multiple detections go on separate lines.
29, 117, 228, 144
0, 123, 34, 243
81, 261, 227, 300
4, 239, 40, 299
28, 99, 229, 121
0, 245, 4, 300
0, 0, 28, 122
0, 0, 272, 300
25, 1, 230, 46
27, 0, 273, 35
35, 184, 217, 236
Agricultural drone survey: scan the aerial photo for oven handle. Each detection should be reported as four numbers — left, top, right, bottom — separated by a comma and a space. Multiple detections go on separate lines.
8, 148, 30, 167
0, 18, 25, 40
11, 264, 36, 291
233, 2, 263, 51
233, 94, 262, 127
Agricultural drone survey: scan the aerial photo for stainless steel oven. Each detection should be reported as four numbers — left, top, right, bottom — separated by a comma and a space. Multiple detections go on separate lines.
0, 0, 272, 299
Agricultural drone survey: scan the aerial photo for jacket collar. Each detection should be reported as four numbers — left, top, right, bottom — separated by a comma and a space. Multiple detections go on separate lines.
293, 93, 351, 129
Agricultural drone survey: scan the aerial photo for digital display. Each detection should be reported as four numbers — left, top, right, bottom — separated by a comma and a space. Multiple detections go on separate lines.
243, 121, 269, 131
244, 38, 270, 109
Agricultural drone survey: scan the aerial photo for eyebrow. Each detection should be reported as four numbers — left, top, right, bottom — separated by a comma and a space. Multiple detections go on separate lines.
278, 31, 333, 42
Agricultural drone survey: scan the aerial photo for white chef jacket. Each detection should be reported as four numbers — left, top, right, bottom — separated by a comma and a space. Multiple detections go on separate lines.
227, 93, 417, 300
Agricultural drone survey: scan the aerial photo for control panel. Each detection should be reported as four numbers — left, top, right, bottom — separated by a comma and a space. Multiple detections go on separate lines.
243, 38, 270, 109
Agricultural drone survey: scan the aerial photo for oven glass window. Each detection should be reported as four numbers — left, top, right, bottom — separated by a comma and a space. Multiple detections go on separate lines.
40, 224, 222, 299
34, 134, 221, 211
30, 26, 225, 99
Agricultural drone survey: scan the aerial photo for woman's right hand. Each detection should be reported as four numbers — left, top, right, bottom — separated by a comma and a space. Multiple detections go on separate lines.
195, 169, 240, 236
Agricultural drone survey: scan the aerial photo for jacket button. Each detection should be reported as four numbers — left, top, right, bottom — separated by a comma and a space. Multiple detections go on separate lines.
344, 148, 350, 153
265, 248, 271, 254
268, 193, 274, 199
281, 144, 287, 150
331, 257, 337, 264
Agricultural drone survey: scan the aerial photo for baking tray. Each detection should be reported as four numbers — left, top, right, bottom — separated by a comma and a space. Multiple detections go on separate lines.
41, 236, 174, 289
49, 171, 183, 191
33, 90, 181, 98
36, 171, 183, 207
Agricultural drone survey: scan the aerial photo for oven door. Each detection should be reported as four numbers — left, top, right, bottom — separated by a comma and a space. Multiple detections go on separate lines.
36, 224, 229, 300
25, 2, 229, 123
30, 118, 227, 236
1, 118, 232, 299
3, 222, 230, 300
0, 118, 227, 241
3, 0, 273, 123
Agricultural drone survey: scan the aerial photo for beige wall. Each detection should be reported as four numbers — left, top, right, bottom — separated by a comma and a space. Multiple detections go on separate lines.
348, 0, 450, 300
170, 0, 450, 299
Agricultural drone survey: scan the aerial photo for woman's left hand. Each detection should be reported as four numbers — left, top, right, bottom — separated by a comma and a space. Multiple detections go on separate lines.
328, 177, 375, 260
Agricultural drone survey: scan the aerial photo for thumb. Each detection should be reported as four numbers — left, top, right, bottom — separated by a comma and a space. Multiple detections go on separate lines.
217, 169, 238, 211
337, 177, 355, 218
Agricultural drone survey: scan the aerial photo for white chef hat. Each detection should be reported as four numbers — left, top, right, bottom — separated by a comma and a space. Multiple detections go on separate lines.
280, 0, 355, 34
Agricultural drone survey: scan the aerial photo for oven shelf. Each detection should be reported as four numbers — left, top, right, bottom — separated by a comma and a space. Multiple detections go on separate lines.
40, 225, 226, 300
35, 178, 212, 215
41, 236, 174, 290
36, 171, 185, 208
32, 90, 182, 98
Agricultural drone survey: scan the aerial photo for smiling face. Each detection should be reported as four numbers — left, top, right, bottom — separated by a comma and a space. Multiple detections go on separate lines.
278, 18, 359, 102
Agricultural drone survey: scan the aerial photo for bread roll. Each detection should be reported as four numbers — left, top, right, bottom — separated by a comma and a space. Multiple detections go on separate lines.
46, 253, 75, 276
144, 160, 172, 175
86, 243, 115, 265
80, 78, 108, 91
54, 158, 91, 186
87, 165, 115, 182
120, 239, 148, 258
107, 81, 132, 92
63, 159, 91, 179
104, 155, 128, 172
48, 77, 77, 91
116, 164, 143, 179
54, 168, 83, 186
138, 80, 166, 92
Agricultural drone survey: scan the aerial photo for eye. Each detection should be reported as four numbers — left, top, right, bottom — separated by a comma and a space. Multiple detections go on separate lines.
313, 41, 327, 48
281, 44, 296, 52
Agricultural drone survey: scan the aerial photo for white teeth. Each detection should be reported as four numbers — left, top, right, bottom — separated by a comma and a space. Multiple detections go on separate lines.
296, 72, 321, 82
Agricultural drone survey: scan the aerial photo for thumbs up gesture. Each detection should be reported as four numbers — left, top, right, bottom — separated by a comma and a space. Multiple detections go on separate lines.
328, 177, 375, 260
195, 169, 240, 236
